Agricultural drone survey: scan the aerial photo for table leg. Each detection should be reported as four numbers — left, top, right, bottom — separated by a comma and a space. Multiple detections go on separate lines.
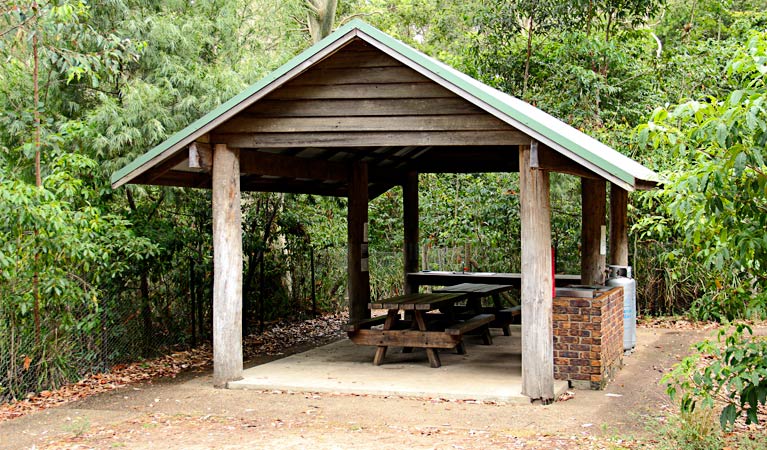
373, 310, 398, 366
492, 293, 511, 336
402, 311, 415, 353
414, 311, 441, 368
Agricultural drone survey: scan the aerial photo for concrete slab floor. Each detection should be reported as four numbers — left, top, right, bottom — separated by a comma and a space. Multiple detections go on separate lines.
228, 328, 568, 403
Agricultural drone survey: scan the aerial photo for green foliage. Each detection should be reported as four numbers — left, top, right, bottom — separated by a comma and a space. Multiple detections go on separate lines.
0, 151, 156, 400
0, 0, 766, 404
636, 31, 767, 320
664, 324, 767, 430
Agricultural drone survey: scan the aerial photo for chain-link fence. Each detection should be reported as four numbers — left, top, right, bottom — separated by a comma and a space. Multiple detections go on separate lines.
1, 242, 536, 403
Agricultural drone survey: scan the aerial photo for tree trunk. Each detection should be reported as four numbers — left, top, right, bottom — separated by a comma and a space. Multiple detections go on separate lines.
523, 16, 534, 97
306, 0, 338, 43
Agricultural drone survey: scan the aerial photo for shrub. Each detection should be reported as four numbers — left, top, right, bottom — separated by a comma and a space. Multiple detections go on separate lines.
663, 324, 767, 430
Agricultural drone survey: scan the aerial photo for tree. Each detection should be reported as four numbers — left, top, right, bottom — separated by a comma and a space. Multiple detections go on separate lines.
637, 30, 767, 319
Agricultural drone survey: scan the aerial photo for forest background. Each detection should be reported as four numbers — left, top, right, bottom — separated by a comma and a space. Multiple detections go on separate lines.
1, 0, 766, 409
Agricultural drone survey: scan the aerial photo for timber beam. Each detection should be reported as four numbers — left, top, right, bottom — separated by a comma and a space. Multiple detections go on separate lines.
581, 178, 607, 285
190, 144, 349, 182
531, 143, 602, 179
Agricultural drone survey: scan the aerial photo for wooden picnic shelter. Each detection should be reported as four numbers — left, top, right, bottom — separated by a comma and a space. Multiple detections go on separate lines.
111, 20, 658, 403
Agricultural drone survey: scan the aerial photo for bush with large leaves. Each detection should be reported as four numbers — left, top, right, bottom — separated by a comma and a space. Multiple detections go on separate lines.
637, 31, 767, 320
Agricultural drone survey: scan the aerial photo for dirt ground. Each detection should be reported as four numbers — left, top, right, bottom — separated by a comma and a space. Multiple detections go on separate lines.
0, 326, 718, 449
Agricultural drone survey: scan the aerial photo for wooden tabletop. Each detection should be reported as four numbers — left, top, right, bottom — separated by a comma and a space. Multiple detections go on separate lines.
407, 271, 581, 287
433, 283, 514, 295
368, 292, 467, 311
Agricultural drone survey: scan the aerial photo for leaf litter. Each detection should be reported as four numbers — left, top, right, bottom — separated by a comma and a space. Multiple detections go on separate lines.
0, 313, 348, 422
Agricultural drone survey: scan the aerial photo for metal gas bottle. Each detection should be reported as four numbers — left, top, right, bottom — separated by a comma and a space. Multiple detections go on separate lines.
606, 265, 636, 352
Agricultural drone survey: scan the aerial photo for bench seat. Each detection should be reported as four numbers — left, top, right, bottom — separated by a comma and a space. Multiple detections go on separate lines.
445, 313, 494, 353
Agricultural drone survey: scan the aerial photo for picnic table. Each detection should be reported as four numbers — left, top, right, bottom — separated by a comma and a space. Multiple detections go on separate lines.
406, 271, 581, 292
433, 283, 517, 336
345, 292, 494, 368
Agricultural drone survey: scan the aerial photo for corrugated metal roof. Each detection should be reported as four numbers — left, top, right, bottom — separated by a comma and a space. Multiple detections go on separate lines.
111, 19, 658, 191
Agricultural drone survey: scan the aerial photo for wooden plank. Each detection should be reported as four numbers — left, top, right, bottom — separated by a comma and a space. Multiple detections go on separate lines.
212, 130, 530, 148
141, 170, 209, 188
403, 171, 419, 294
413, 311, 441, 367
581, 178, 607, 285
214, 115, 509, 134
444, 314, 495, 336
435, 283, 514, 295
348, 329, 459, 349
373, 309, 399, 365
245, 98, 483, 118
368, 292, 465, 310
408, 293, 466, 310
531, 143, 602, 179
519, 142, 554, 403
315, 51, 404, 69
398, 146, 520, 173
371, 293, 430, 310
343, 315, 389, 333
143, 151, 189, 183
406, 272, 580, 289
267, 83, 455, 100
347, 161, 370, 323
290, 66, 429, 85
211, 144, 243, 387
239, 151, 348, 181
189, 144, 349, 182
609, 183, 629, 266
239, 178, 345, 197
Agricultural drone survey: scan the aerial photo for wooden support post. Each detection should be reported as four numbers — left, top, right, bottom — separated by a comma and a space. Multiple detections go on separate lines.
519, 142, 554, 403
348, 161, 371, 323
609, 183, 629, 266
212, 143, 243, 388
581, 178, 607, 285
403, 171, 419, 294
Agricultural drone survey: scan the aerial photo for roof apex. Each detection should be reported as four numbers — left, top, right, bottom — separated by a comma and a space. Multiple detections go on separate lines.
111, 20, 658, 191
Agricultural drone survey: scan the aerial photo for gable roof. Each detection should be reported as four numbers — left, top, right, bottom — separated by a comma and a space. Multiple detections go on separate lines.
111, 19, 658, 191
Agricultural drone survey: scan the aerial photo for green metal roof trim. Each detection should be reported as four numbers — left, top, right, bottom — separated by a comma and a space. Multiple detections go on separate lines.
112, 19, 658, 189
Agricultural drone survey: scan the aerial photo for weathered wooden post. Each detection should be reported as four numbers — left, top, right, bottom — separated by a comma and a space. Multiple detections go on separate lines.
403, 171, 419, 294
609, 183, 629, 266
348, 161, 371, 322
581, 178, 607, 285
212, 143, 243, 387
519, 142, 554, 403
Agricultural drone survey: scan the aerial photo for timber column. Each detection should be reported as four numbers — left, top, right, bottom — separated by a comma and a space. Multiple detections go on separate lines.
519, 142, 554, 403
581, 178, 607, 285
403, 171, 419, 294
609, 183, 629, 266
348, 161, 371, 322
212, 143, 243, 387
